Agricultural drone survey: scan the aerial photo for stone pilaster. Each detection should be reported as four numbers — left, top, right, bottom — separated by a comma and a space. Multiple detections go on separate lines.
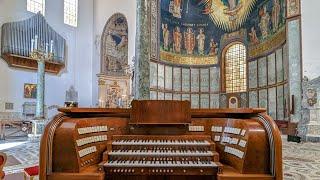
98, 78, 107, 108
286, 0, 302, 123
134, 0, 150, 100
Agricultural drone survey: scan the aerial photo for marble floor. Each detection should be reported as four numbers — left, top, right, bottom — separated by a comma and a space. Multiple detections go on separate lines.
1, 136, 320, 180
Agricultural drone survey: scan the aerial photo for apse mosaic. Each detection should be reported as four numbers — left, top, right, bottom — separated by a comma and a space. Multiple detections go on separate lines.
159, 0, 286, 65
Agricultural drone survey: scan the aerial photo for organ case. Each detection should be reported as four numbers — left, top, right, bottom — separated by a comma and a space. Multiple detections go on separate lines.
1, 13, 66, 74
40, 100, 282, 180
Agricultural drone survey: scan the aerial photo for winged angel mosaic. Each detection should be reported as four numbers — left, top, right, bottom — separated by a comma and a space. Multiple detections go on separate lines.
200, 0, 257, 31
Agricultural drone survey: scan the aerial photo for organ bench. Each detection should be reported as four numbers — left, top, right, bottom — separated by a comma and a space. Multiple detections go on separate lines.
40, 100, 282, 180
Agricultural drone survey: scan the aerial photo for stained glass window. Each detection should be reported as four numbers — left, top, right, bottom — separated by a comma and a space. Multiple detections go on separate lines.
27, 0, 45, 15
64, 0, 78, 27
225, 43, 247, 93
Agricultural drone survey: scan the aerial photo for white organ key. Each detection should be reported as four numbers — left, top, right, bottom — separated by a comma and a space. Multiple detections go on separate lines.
239, 139, 247, 148
231, 138, 239, 145
91, 127, 95, 133
236, 128, 241, 135
241, 129, 246, 136
108, 149, 213, 157
112, 139, 210, 146
224, 146, 244, 159
214, 135, 220, 142
189, 125, 204, 132
76, 135, 107, 147
211, 126, 223, 132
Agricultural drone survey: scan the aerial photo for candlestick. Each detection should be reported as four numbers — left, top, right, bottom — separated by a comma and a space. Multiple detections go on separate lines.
50, 40, 54, 53
31, 39, 34, 52
35, 35, 38, 50
45, 43, 49, 57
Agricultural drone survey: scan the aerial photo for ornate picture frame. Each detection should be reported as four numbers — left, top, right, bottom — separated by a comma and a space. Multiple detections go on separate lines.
24, 83, 37, 99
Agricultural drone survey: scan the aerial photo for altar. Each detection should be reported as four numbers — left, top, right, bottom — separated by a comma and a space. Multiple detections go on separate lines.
97, 74, 131, 108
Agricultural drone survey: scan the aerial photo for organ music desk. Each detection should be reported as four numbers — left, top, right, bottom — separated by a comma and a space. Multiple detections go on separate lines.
40, 100, 282, 180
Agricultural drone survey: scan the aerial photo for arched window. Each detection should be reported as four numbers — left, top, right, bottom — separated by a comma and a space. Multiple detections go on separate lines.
27, 0, 45, 15
224, 43, 247, 93
64, 0, 78, 27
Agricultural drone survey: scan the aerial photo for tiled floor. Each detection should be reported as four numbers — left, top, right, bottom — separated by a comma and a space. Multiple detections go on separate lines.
1, 137, 39, 175
1, 136, 320, 180
282, 137, 320, 180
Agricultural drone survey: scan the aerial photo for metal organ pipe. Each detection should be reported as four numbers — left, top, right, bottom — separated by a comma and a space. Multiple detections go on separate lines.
0, 13, 65, 62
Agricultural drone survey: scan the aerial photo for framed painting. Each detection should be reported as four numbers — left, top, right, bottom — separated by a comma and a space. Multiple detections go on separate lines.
24, 83, 37, 99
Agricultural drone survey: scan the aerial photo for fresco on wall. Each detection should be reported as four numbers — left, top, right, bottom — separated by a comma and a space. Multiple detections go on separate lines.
101, 13, 128, 75
159, 0, 286, 65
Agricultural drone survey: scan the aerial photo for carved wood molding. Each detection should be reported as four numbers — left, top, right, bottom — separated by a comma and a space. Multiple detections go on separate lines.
1, 53, 65, 74
39, 113, 67, 179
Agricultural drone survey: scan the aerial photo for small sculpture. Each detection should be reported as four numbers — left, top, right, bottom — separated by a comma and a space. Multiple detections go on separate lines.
65, 86, 78, 107
306, 88, 317, 107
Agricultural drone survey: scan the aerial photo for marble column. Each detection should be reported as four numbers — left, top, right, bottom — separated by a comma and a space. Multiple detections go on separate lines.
36, 58, 45, 119
134, 0, 150, 100
29, 58, 46, 139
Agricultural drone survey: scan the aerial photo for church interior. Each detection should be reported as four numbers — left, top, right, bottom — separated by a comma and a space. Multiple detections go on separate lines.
0, 0, 320, 179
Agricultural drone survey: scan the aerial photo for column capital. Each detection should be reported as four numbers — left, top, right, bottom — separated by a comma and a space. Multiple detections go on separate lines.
98, 79, 106, 86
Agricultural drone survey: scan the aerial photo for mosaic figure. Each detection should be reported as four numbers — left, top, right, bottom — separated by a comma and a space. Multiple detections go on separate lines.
272, 0, 281, 31
259, 6, 270, 39
196, 28, 206, 55
184, 27, 195, 55
162, 23, 170, 50
173, 27, 182, 53
227, 0, 238, 11
118, 35, 128, 49
249, 27, 259, 44
169, 0, 182, 18
209, 38, 218, 55
199, 0, 257, 31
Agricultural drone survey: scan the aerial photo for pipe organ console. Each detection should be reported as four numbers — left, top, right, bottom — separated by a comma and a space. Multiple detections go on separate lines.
40, 100, 283, 180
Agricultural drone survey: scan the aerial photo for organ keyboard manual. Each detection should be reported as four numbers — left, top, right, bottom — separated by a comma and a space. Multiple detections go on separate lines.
39, 100, 283, 180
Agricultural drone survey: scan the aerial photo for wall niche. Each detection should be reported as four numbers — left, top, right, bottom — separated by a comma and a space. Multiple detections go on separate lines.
98, 13, 131, 108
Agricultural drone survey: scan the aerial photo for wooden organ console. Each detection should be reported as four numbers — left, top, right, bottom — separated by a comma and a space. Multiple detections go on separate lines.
40, 100, 283, 180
